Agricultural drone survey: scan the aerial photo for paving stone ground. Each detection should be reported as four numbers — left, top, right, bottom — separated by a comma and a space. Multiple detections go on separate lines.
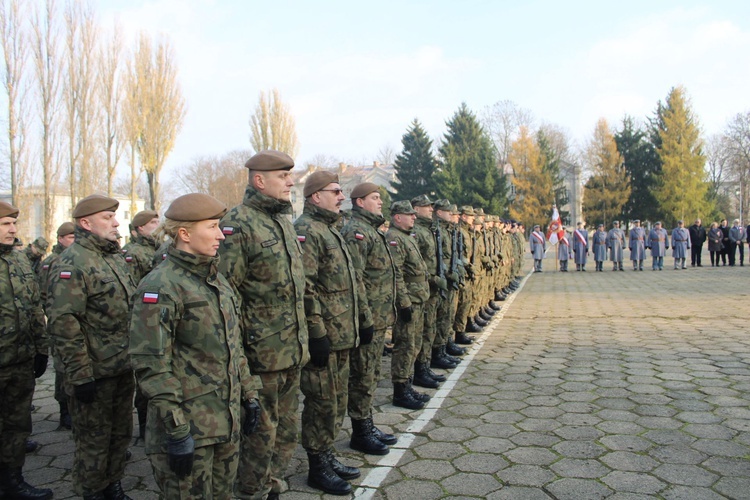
24, 253, 750, 499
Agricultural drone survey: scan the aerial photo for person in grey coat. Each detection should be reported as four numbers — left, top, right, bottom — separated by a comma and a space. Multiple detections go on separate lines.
572, 222, 588, 271
728, 219, 746, 266
529, 225, 546, 272
629, 220, 646, 271
707, 222, 724, 267
592, 224, 608, 271
670, 220, 691, 270
607, 221, 626, 271
647, 221, 669, 270
557, 229, 570, 272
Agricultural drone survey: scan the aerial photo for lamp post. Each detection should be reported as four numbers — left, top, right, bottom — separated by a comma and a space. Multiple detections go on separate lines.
737, 182, 743, 226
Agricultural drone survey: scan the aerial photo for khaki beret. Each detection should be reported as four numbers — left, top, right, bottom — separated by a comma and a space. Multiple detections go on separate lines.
391, 200, 417, 215
165, 193, 227, 221
350, 182, 380, 200
303, 171, 339, 198
0, 201, 19, 219
433, 199, 451, 211
73, 194, 119, 218
475, 208, 486, 216
132, 210, 159, 228
450, 204, 459, 215
32, 237, 49, 251
410, 194, 433, 207
460, 206, 475, 216
57, 222, 75, 237
245, 150, 294, 171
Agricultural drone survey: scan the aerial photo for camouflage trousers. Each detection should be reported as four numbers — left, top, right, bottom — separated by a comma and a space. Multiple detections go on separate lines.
301, 349, 350, 454
237, 367, 301, 499
454, 281, 474, 333
348, 327, 387, 420
0, 360, 33, 469
69, 372, 134, 496
150, 437, 239, 499
417, 293, 440, 364
391, 302, 425, 383
435, 288, 458, 348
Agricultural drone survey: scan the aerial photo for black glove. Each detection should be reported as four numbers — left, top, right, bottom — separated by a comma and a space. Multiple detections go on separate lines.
398, 306, 413, 323
33, 354, 48, 378
74, 381, 97, 404
358, 325, 374, 345
167, 434, 195, 479
308, 336, 331, 368
242, 398, 261, 436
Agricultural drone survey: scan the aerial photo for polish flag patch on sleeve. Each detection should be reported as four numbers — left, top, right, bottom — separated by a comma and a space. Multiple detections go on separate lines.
42, 264, 49, 270
297, 235, 306, 243
125, 255, 133, 263
355, 233, 365, 240
59, 271, 72, 279
222, 226, 235, 235
142, 292, 159, 304
389, 240, 398, 246
161, 253, 167, 261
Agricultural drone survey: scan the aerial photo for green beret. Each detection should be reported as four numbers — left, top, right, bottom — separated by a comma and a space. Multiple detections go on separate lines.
73, 195, 119, 218
391, 200, 417, 215
165, 193, 227, 221
350, 182, 380, 200
131, 210, 159, 228
410, 194, 433, 207
433, 199, 451, 211
244, 150, 294, 171
32, 237, 49, 251
0, 201, 19, 219
303, 171, 339, 198
57, 222, 75, 237
460, 206, 475, 216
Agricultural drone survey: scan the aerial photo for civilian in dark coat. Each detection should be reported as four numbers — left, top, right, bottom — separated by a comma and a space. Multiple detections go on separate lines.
707, 222, 724, 267
688, 218, 706, 267
719, 219, 730, 265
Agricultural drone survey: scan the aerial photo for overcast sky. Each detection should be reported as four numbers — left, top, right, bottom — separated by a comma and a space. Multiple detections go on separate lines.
99, 0, 750, 180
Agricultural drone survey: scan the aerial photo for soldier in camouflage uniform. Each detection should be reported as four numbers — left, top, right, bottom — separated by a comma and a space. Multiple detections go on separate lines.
129, 193, 261, 499
454, 207, 480, 342
410, 195, 449, 389
46, 195, 136, 500
387, 201, 431, 410
39, 221, 76, 430
0, 201, 53, 500
23, 237, 49, 277
294, 172, 365, 495
217, 150, 308, 500
341, 182, 398, 456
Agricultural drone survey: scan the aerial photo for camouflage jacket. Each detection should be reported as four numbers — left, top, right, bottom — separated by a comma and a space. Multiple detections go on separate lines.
0, 244, 47, 368
47, 227, 136, 386
39, 243, 65, 306
23, 246, 43, 276
152, 239, 171, 269
130, 246, 259, 453
341, 207, 396, 331
413, 216, 441, 289
386, 224, 430, 308
459, 221, 475, 277
123, 233, 159, 285
294, 202, 362, 350
218, 185, 308, 373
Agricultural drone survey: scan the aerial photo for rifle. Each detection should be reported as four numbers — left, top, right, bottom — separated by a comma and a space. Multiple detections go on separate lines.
433, 219, 447, 299
449, 224, 461, 290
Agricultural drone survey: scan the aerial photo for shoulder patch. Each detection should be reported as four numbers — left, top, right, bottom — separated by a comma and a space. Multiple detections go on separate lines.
355, 233, 365, 240
59, 271, 72, 279
389, 240, 398, 246
125, 255, 134, 263
222, 226, 235, 235
142, 292, 159, 304
42, 264, 49, 270
161, 253, 167, 261
297, 235, 306, 243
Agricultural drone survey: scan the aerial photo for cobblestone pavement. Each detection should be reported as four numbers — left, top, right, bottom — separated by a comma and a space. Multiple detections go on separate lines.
25, 254, 750, 499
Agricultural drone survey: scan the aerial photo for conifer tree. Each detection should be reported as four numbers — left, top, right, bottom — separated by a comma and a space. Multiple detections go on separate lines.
614, 116, 660, 222
509, 126, 554, 230
537, 129, 569, 222
390, 118, 438, 201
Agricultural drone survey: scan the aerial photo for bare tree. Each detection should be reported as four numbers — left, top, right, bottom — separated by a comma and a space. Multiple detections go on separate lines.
724, 112, 750, 219
705, 134, 731, 200
122, 35, 146, 215
376, 143, 396, 166
175, 149, 250, 207
305, 153, 339, 170
481, 99, 534, 165
249, 88, 299, 158
31, 0, 64, 242
0, 0, 31, 207
97, 21, 124, 197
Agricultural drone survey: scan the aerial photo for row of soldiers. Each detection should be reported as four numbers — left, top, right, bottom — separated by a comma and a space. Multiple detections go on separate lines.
0, 149, 526, 499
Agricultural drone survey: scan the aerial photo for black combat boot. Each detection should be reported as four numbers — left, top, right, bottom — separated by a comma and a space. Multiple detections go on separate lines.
371, 420, 398, 445
0, 467, 53, 500
307, 452, 351, 495
430, 346, 457, 369
350, 418, 389, 455
413, 362, 440, 389
103, 480, 132, 500
495, 291, 506, 301
59, 401, 72, 430
407, 379, 431, 402
441, 345, 461, 365
456, 330, 476, 344
24, 440, 38, 454
424, 364, 446, 382
474, 314, 489, 326
489, 301, 502, 311
466, 318, 483, 333
446, 339, 466, 356
325, 450, 360, 479
393, 382, 425, 410
483, 305, 496, 316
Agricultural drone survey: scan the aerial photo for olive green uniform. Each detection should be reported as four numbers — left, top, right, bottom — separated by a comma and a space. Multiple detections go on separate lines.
412, 215, 446, 364
454, 220, 475, 333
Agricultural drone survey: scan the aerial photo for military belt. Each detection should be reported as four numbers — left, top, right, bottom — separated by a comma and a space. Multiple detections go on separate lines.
404, 275, 427, 283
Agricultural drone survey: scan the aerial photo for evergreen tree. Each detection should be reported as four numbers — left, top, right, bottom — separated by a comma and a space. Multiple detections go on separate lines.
508, 126, 555, 230
651, 86, 711, 226
582, 119, 631, 227
614, 116, 660, 222
537, 129, 569, 222
436, 103, 508, 214
390, 119, 438, 200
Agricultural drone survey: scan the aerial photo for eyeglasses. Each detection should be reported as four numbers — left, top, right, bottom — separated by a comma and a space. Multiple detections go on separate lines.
319, 189, 343, 195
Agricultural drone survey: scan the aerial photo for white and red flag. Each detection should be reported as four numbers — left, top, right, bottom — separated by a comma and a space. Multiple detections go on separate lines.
546, 206, 564, 244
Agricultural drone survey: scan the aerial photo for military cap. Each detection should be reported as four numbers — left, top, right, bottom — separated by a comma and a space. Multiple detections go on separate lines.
534, 224, 541, 229
655, 221, 662, 226
450, 204, 460, 215
410, 194, 433, 207
73, 194, 119, 218
57, 222, 75, 237
433, 199, 451, 211
475, 208, 486, 216
460, 206, 475, 216
244, 150, 294, 171
165, 193, 227, 221
303, 170, 339, 198
350, 182, 380, 199
613, 221, 620, 225
32, 237, 49, 251
391, 200, 417, 215
131, 210, 159, 228
0, 201, 19, 219
633, 219, 640, 223
598, 223, 604, 228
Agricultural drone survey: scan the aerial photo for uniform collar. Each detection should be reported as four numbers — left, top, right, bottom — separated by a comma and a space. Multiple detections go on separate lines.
243, 184, 292, 215
75, 226, 121, 254
303, 200, 341, 225
351, 205, 385, 228
166, 245, 219, 279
